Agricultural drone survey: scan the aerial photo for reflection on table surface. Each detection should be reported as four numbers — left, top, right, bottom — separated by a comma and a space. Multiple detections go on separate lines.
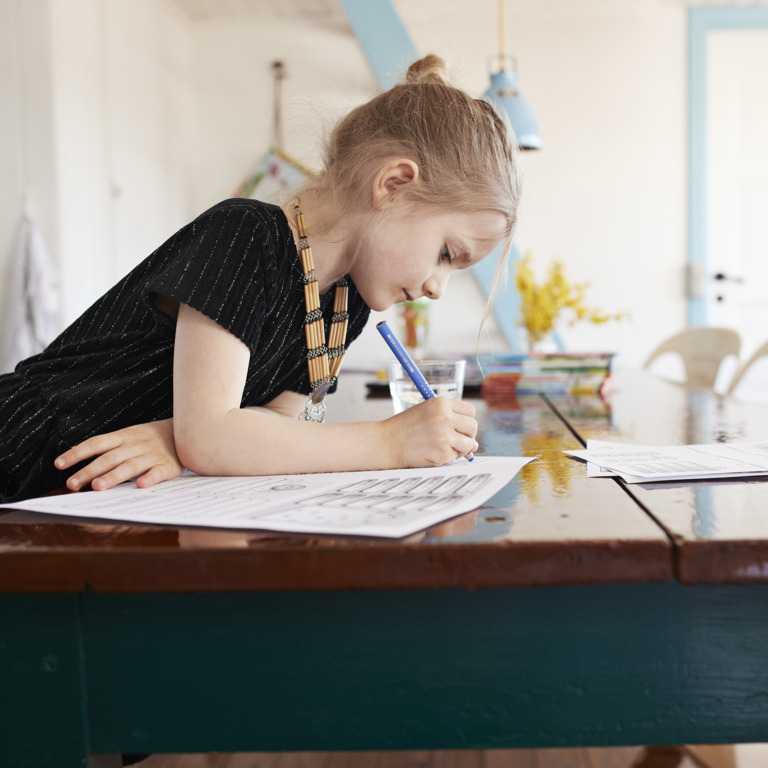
547, 369, 768, 583
0, 371, 670, 592
9, 366, 768, 589
13, 367, 768, 588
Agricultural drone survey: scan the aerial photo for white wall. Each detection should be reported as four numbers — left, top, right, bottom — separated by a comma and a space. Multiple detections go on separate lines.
49, 0, 195, 324
100, 0, 195, 281
395, 0, 687, 368
185, 6, 510, 366
0, 0, 58, 342
0, 0, 194, 352
183, 0, 688, 369
0, 0, 689, 372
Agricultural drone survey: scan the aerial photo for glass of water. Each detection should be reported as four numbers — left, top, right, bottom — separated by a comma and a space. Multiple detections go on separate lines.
387, 359, 466, 414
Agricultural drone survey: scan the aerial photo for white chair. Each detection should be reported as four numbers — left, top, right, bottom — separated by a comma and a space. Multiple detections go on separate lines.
727, 339, 768, 396
643, 327, 741, 389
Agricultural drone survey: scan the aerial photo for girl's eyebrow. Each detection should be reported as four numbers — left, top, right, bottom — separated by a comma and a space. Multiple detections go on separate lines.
450, 250, 474, 270
451, 238, 480, 267
455, 231, 505, 263
450, 237, 473, 262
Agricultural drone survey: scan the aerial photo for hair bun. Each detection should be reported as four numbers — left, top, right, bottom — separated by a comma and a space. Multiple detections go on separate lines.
405, 54, 449, 85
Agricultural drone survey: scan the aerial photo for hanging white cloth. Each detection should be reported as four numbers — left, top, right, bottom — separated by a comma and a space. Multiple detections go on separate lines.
1, 212, 60, 373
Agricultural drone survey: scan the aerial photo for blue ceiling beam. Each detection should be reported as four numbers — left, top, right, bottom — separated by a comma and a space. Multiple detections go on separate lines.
338, 0, 418, 90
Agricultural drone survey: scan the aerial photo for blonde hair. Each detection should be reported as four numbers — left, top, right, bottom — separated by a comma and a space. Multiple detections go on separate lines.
299, 54, 522, 316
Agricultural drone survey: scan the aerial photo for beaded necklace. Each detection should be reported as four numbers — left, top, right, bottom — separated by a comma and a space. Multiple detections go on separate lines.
294, 198, 349, 422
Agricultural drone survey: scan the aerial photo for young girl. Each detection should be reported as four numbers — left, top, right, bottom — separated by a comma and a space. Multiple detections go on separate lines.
0, 54, 520, 504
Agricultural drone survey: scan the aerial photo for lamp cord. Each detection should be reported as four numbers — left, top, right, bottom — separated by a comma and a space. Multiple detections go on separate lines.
271, 60, 285, 151
498, 0, 505, 59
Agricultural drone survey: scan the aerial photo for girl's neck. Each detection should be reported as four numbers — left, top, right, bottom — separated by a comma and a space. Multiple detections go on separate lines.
283, 194, 357, 294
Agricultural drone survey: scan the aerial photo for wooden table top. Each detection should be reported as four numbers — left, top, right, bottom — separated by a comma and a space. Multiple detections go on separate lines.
0, 372, 672, 594
549, 370, 768, 585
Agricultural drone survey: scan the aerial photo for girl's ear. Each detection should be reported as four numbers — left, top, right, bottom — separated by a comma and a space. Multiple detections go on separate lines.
372, 158, 420, 209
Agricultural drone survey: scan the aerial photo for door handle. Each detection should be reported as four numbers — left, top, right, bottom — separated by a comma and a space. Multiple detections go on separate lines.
713, 272, 744, 283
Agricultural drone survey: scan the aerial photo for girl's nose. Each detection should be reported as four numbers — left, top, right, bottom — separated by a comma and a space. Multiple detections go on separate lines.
423, 272, 449, 301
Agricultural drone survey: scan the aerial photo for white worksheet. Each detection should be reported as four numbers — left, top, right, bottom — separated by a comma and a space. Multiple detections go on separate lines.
0, 456, 534, 538
565, 439, 768, 483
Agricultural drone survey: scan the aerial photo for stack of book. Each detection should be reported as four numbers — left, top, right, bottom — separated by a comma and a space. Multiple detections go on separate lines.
480, 352, 615, 400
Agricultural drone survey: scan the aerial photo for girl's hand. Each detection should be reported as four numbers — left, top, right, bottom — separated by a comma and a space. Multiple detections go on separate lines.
383, 398, 479, 468
54, 419, 184, 492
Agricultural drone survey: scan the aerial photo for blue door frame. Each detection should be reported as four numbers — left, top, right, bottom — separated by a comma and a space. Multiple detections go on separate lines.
687, 7, 768, 326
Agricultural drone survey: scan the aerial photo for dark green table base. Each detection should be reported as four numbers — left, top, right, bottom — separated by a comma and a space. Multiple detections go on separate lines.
4, 581, 768, 766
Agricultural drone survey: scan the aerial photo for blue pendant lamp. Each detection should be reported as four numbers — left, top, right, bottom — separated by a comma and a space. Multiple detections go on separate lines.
483, 1, 541, 150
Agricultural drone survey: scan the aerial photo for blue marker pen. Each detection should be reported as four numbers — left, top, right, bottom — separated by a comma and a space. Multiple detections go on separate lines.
376, 320, 474, 462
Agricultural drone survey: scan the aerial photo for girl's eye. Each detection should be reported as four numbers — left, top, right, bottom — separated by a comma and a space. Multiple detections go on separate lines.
440, 245, 453, 265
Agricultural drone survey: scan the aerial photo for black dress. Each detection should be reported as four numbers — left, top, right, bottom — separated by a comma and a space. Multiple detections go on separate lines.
0, 199, 370, 502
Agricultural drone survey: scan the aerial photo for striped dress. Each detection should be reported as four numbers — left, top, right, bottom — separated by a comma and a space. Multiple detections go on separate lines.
0, 199, 370, 502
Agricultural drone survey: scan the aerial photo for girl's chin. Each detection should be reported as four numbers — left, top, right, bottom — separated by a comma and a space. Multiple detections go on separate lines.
358, 284, 409, 312
362, 294, 396, 313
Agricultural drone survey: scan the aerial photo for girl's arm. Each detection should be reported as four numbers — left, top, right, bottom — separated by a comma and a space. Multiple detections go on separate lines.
173, 303, 477, 476
54, 303, 479, 490
52, 393, 309, 493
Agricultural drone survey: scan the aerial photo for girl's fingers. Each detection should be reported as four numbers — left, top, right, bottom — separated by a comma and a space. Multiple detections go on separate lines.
56, 420, 183, 492
65, 453, 120, 490
66, 450, 141, 491
55, 433, 122, 470
450, 399, 476, 417
90, 474, 119, 491
452, 435, 479, 460
385, 397, 480, 468
444, 422, 478, 463
136, 463, 176, 489
82, 455, 183, 492
453, 413, 478, 439
90, 457, 147, 491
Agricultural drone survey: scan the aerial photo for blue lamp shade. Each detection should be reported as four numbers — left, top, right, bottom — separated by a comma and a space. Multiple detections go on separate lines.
484, 67, 542, 150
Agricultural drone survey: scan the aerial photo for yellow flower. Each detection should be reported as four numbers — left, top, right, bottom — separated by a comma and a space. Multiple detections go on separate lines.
515, 252, 627, 345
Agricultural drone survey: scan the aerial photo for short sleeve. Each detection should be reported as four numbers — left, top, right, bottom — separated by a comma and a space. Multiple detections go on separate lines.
146, 202, 278, 352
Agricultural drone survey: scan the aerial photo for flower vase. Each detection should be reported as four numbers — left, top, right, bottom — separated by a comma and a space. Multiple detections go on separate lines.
526, 333, 554, 357
400, 299, 430, 360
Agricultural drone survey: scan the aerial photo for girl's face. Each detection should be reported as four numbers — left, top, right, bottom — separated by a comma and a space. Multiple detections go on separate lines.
348, 206, 507, 312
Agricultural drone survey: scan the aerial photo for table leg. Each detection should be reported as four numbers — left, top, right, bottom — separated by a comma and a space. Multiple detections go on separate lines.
0, 594, 88, 767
